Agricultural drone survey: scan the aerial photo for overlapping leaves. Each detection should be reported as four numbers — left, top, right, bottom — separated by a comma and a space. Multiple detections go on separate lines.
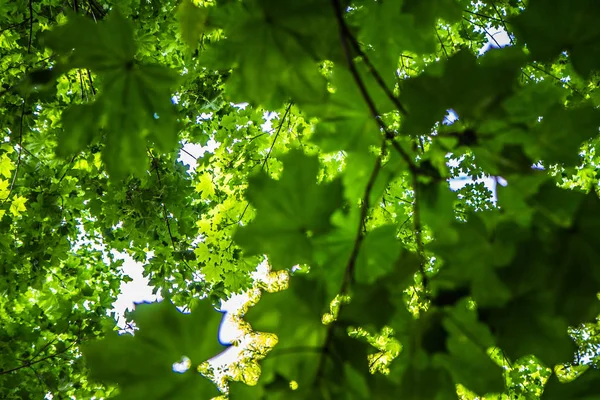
83, 301, 226, 399
235, 150, 344, 270
44, 11, 180, 179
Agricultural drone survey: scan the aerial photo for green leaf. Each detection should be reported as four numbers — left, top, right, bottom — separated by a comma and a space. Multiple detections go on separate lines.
83, 300, 225, 399
511, 0, 600, 77
436, 302, 505, 396
202, 0, 334, 108
245, 278, 327, 351
44, 11, 135, 71
430, 214, 514, 308
397, 363, 458, 400
400, 48, 525, 135
479, 294, 575, 367
47, 11, 181, 180
355, 225, 402, 284
307, 66, 391, 153
177, 0, 211, 48
235, 150, 344, 270
528, 105, 600, 165
243, 277, 328, 391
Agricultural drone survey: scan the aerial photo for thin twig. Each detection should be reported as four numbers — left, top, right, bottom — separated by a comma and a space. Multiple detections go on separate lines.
315, 141, 386, 384
57, 154, 78, 184
223, 103, 293, 228
261, 103, 292, 172
527, 62, 586, 99
1, 102, 26, 204
1, 1, 35, 203
463, 9, 503, 23
86, 69, 96, 95
411, 173, 428, 291
490, 2, 515, 45
180, 146, 198, 160
78, 70, 86, 101
0, 339, 78, 376
463, 17, 502, 48
436, 30, 449, 59
148, 150, 192, 272
30, 338, 57, 361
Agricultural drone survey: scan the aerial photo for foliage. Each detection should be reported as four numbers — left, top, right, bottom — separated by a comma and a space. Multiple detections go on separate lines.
1, 0, 600, 399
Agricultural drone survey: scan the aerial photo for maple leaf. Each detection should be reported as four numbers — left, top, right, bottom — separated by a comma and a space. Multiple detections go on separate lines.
235, 150, 344, 270
0, 154, 15, 178
9, 195, 27, 217
0, 179, 10, 199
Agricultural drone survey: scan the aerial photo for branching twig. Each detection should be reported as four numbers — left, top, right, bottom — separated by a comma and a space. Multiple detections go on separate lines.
223, 103, 293, 228
462, 16, 586, 99
315, 141, 386, 384
463, 17, 503, 48
490, 2, 515, 45
436, 30, 449, 59
0, 339, 78, 376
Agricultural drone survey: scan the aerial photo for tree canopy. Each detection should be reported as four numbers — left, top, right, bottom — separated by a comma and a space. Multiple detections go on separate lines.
1, 0, 600, 398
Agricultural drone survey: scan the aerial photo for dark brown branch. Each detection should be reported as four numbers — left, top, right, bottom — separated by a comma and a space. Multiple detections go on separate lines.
333, 1, 408, 116
331, 0, 416, 172
27, 0, 33, 52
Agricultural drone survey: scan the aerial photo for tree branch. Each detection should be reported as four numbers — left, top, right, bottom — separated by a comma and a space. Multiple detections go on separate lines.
334, 4, 408, 116
315, 141, 386, 384
331, 0, 417, 172
0, 339, 78, 376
